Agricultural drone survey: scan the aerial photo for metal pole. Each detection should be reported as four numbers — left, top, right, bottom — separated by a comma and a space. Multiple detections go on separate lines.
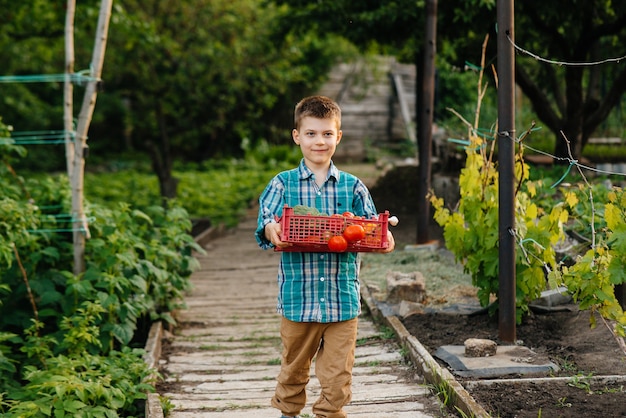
417, 0, 437, 244
497, 0, 516, 342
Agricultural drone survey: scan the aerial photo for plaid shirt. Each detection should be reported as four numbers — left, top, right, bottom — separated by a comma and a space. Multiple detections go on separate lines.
256, 159, 378, 323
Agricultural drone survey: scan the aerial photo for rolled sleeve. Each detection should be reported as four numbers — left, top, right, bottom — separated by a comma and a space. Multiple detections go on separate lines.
256, 176, 286, 249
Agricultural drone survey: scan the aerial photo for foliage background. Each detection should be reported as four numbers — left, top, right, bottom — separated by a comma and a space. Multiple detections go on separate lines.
2, 1, 626, 414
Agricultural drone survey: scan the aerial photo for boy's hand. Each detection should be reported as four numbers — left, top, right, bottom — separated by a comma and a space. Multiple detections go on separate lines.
376, 230, 395, 253
264, 222, 291, 248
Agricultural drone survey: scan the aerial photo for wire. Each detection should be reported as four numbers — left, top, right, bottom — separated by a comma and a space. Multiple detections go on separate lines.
27, 228, 87, 234
0, 130, 76, 145
507, 34, 626, 67
447, 124, 626, 188
38, 214, 96, 223
0, 70, 99, 84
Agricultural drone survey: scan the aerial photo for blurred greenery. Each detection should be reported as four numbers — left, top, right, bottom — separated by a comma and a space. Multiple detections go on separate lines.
1, 0, 625, 194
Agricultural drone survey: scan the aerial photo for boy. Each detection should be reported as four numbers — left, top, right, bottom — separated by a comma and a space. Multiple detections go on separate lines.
255, 95, 395, 418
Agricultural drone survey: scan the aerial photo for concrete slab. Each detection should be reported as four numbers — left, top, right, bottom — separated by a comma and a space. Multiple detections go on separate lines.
434, 344, 559, 378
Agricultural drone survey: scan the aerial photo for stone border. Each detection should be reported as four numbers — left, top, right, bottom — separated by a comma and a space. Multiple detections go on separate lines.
360, 284, 490, 418
144, 317, 165, 417
194, 223, 226, 248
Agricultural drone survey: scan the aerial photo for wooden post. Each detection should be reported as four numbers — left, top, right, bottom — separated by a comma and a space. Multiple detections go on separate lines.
64, 0, 76, 178
497, 0, 516, 342
71, 0, 113, 275
417, 0, 437, 244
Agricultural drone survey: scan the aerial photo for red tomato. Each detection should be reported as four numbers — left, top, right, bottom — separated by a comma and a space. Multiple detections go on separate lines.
342, 224, 366, 242
327, 235, 348, 252
342, 211, 355, 218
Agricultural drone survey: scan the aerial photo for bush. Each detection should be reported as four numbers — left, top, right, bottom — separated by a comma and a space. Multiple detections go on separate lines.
1, 133, 202, 415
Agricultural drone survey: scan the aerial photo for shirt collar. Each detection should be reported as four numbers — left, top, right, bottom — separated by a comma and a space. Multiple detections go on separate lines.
297, 159, 340, 182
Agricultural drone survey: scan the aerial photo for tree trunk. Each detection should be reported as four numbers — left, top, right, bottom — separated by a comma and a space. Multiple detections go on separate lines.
71, 0, 113, 275
64, 0, 76, 178
146, 139, 179, 203
146, 101, 179, 204
159, 175, 180, 201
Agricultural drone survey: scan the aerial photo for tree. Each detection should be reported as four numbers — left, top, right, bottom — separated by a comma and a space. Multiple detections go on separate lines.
272, 1, 626, 163
0, 0, 355, 198
101, 0, 355, 199
436, 1, 626, 161
512, 1, 626, 161
0, 1, 66, 131
0, 1, 103, 172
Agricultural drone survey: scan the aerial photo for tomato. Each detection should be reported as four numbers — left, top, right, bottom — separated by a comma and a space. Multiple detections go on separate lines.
342, 224, 366, 242
327, 235, 348, 252
342, 211, 355, 218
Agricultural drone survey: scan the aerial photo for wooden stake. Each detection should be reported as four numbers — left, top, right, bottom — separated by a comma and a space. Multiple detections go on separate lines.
71, 0, 113, 275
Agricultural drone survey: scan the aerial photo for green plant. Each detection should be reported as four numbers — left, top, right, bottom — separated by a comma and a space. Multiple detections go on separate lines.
556, 397, 572, 408
2, 304, 154, 417
429, 52, 569, 323
567, 373, 593, 393
554, 355, 579, 374
548, 184, 626, 338
429, 131, 567, 321
160, 395, 175, 416
83, 155, 290, 228
1, 144, 203, 415
597, 384, 625, 394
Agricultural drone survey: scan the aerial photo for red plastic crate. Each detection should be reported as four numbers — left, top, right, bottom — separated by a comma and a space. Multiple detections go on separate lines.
276, 205, 389, 252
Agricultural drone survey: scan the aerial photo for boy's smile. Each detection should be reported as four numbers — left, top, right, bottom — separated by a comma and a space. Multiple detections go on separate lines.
292, 116, 342, 171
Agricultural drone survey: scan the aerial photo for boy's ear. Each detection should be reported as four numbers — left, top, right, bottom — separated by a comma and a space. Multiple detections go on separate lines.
336, 129, 343, 143
292, 128, 301, 145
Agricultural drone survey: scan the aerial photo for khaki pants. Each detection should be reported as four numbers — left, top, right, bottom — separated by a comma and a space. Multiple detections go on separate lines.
271, 317, 359, 418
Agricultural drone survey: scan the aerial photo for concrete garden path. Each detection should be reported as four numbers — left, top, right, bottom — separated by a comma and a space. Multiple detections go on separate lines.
153, 215, 449, 418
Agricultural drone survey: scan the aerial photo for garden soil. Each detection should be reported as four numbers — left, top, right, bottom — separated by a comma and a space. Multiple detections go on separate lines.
368, 164, 626, 418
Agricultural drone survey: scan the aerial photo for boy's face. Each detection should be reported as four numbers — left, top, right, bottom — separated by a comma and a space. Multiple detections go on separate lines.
292, 116, 342, 169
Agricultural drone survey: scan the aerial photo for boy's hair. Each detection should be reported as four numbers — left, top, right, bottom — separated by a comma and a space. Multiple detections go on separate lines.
294, 96, 341, 130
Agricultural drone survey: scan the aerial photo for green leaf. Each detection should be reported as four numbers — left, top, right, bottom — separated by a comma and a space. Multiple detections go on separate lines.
63, 399, 87, 413
111, 324, 134, 345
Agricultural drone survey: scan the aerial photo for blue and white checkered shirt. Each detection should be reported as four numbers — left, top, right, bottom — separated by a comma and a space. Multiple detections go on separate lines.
256, 159, 378, 323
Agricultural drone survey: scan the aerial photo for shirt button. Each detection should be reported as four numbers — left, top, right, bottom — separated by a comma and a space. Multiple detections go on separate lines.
317, 191, 321, 196
320, 277, 325, 281
320, 255, 324, 259
320, 298, 325, 303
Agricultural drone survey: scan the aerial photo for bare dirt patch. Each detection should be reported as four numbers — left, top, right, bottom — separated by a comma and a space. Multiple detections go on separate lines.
402, 308, 626, 418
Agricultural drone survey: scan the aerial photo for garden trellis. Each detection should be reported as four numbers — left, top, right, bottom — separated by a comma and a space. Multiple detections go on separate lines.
438, 7, 626, 347
493, 0, 626, 342
0, 0, 113, 275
